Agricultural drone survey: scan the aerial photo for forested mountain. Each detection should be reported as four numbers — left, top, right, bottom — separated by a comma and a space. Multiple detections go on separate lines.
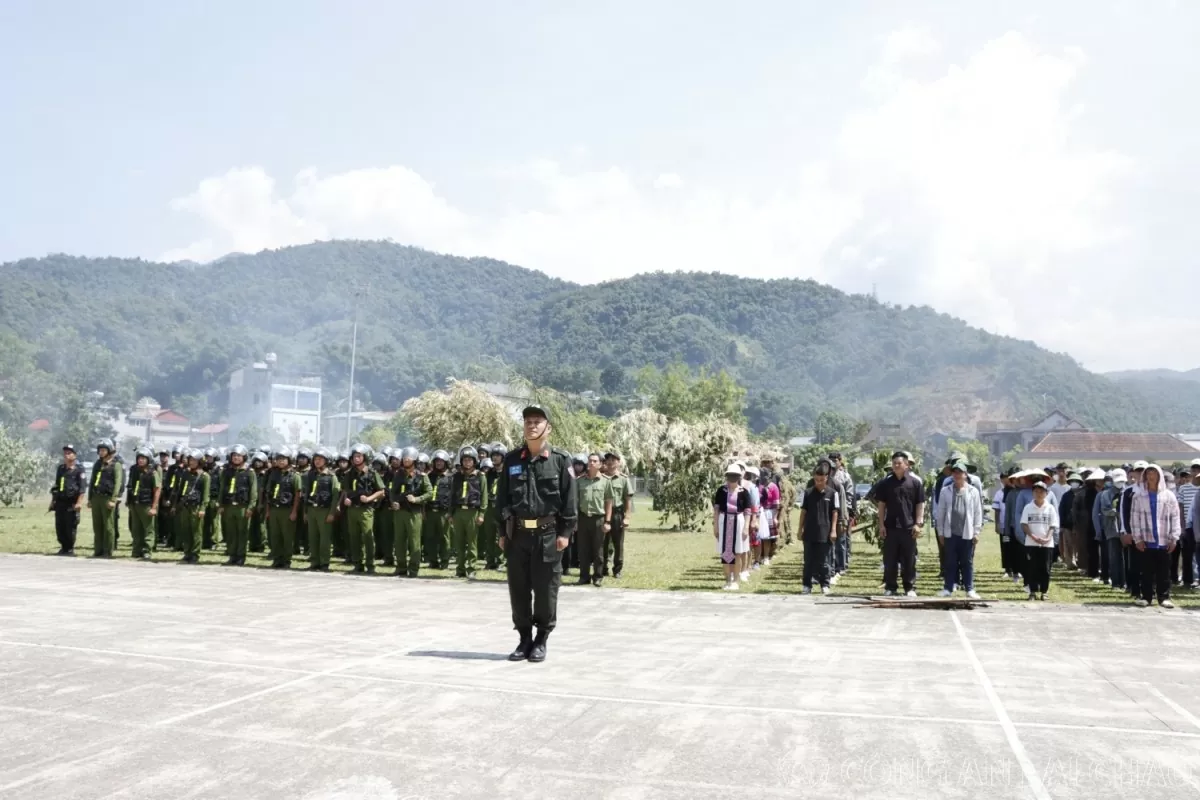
1, 240, 1196, 439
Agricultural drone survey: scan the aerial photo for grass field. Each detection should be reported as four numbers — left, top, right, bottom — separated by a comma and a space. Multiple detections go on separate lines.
1, 496, 1194, 606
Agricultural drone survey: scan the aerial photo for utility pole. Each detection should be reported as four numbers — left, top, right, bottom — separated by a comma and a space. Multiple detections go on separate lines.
344, 283, 368, 450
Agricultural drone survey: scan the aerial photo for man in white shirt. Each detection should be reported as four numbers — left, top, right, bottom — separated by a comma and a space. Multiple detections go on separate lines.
1021, 481, 1059, 601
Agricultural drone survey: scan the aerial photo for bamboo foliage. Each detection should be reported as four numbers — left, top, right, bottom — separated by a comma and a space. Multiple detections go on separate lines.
400, 380, 519, 451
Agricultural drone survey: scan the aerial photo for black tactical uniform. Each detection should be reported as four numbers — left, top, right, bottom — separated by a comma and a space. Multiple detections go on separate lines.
496, 406, 577, 663
50, 449, 86, 555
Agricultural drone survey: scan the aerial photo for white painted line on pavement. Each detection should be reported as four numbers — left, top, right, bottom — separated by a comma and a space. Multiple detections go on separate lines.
1150, 687, 1200, 733
951, 610, 1052, 800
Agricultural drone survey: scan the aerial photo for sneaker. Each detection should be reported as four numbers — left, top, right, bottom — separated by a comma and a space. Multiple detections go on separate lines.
831, 573, 841, 585
967, 590, 981, 600
740, 571, 750, 582
723, 581, 738, 591
763, 557, 772, 566
801, 586, 812, 595
1012, 575, 1022, 584
937, 589, 952, 598
1027, 591, 1036, 601
821, 585, 830, 595
1092, 577, 1101, 584
752, 562, 761, 571
1135, 598, 1149, 607
1039, 593, 1046, 601
884, 590, 898, 597
905, 590, 917, 598
1161, 599, 1175, 609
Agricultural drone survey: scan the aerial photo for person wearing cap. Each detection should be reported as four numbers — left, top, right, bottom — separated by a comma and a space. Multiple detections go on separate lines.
1096, 468, 1128, 590
714, 462, 752, 590
573, 453, 612, 587
935, 461, 983, 598
1050, 462, 1073, 506
87, 439, 124, 558
874, 451, 925, 597
603, 452, 633, 579
1003, 470, 1030, 584
1183, 460, 1200, 589
1020, 481, 1059, 600
1171, 466, 1195, 587
1057, 472, 1081, 568
798, 461, 839, 594
1118, 462, 1146, 599
495, 405, 578, 663
1130, 464, 1180, 608
48, 444, 86, 556
829, 452, 854, 577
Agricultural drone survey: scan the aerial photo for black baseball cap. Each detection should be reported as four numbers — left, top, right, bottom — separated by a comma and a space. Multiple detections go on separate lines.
521, 405, 549, 422
62, 444, 75, 453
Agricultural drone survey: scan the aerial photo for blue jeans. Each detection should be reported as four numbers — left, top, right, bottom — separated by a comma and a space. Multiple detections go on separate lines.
833, 526, 850, 573
942, 535, 974, 592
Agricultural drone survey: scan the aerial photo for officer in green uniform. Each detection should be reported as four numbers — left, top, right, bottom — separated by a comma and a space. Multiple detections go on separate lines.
177, 449, 209, 563
603, 452, 634, 579
332, 451, 351, 562
575, 453, 613, 586
424, 449, 453, 569
261, 448, 301, 569
294, 447, 313, 556
479, 450, 503, 570
87, 438, 124, 558
374, 451, 394, 566
49, 444, 86, 556
164, 446, 187, 550
218, 444, 257, 566
496, 406, 577, 663
449, 445, 488, 578
388, 446, 430, 577
302, 447, 340, 571
343, 443, 385, 574
126, 446, 161, 560
247, 451, 269, 553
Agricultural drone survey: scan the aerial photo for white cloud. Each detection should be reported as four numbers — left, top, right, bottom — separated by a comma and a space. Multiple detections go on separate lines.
160, 29, 1188, 370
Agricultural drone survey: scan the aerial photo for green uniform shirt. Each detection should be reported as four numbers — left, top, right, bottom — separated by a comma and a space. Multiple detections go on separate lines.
576, 475, 611, 517
127, 464, 161, 505
606, 474, 632, 511
304, 468, 341, 513
89, 458, 124, 498
345, 467, 384, 504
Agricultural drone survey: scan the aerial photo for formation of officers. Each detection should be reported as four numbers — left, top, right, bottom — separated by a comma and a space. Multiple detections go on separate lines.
47, 405, 597, 662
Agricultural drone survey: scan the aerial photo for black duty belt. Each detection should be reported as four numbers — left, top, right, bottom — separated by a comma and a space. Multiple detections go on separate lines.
516, 516, 557, 530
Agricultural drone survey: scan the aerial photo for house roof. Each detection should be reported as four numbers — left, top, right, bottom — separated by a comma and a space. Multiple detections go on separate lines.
154, 409, 188, 424
194, 423, 229, 434
27, 418, 50, 431
1029, 432, 1199, 457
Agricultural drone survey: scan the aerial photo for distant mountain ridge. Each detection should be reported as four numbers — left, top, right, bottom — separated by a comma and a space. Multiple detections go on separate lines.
2, 240, 1197, 438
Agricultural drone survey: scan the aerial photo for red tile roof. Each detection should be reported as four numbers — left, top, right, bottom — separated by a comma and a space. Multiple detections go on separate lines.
193, 423, 229, 434
154, 409, 189, 424
27, 418, 50, 431
1030, 432, 1198, 456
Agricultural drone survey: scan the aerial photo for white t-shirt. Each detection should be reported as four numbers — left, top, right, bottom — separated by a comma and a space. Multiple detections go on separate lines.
1048, 481, 1070, 505
1020, 500, 1059, 548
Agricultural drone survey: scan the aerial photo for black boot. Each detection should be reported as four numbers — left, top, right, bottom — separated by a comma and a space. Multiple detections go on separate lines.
508, 629, 533, 662
528, 630, 548, 663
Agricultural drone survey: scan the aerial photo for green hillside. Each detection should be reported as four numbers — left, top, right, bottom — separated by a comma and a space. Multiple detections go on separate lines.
1, 241, 1195, 439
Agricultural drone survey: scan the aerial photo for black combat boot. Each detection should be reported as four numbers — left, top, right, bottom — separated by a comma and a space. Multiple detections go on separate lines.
509, 629, 533, 661
528, 630, 548, 663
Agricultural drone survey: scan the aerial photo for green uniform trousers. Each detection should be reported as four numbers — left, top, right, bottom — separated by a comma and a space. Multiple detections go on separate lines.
393, 509, 423, 576
179, 506, 202, 559
294, 508, 305, 556
90, 495, 116, 556
451, 508, 481, 576
375, 506, 393, 564
424, 509, 450, 569
347, 506, 375, 569
266, 506, 295, 566
332, 510, 348, 559
479, 515, 501, 569
306, 507, 333, 568
222, 506, 250, 561
203, 501, 222, 549
128, 503, 156, 558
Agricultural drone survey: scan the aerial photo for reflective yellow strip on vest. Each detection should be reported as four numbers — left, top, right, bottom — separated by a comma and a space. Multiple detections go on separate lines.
58, 477, 65, 491
93, 470, 101, 486
273, 483, 280, 499
133, 479, 141, 495
461, 480, 468, 499
228, 477, 235, 493
169, 475, 177, 489
310, 480, 317, 498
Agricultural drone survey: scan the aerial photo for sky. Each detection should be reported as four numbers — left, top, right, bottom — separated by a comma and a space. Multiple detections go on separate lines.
1, 0, 1197, 373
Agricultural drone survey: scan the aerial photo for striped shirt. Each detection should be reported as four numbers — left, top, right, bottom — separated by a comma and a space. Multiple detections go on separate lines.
1177, 482, 1197, 528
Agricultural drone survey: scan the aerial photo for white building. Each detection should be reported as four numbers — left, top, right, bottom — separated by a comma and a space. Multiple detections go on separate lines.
227, 357, 322, 446
323, 410, 395, 448
112, 398, 191, 450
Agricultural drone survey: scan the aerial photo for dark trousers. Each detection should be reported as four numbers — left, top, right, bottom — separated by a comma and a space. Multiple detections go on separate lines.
943, 536, 975, 592
157, 505, 172, 547
54, 502, 79, 552
1140, 548, 1171, 603
506, 524, 562, 634
802, 538, 830, 589
998, 532, 1015, 574
1086, 535, 1101, 578
1125, 544, 1142, 598
1106, 538, 1126, 588
576, 515, 605, 581
1003, 533, 1025, 577
883, 529, 916, 592
1182, 529, 1196, 588
1097, 536, 1109, 582
604, 511, 626, 576
1024, 545, 1053, 593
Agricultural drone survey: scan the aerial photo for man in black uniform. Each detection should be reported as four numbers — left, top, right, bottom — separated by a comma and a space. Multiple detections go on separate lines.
496, 405, 577, 663
49, 444, 85, 555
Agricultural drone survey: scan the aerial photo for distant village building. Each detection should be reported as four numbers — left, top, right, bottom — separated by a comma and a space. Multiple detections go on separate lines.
976, 409, 1087, 458
227, 355, 322, 445
1018, 432, 1200, 470
1177, 433, 1200, 453
855, 422, 917, 451
111, 397, 190, 449
323, 410, 396, 448
191, 423, 232, 448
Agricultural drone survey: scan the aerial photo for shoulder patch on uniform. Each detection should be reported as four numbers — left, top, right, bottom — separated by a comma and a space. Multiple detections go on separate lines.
508, 465, 523, 476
